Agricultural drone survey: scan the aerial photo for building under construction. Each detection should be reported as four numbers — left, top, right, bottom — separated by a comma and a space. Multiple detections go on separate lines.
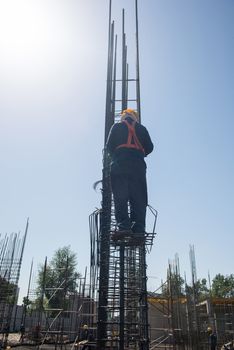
2, 251, 234, 349
1, 2, 233, 350
147, 250, 234, 349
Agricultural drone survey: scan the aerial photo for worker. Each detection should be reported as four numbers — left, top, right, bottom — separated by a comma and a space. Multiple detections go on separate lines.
19, 323, 25, 343
106, 108, 153, 234
2, 323, 10, 348
207, 327, 217, 350
78, 325, 93, 350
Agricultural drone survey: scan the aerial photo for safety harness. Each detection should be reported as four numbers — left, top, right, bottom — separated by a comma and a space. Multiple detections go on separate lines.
116, 120, 145, 154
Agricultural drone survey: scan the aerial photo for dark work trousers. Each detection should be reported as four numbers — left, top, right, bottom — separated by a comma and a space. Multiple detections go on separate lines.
110, 159, 148, 233
209, 333, 217, 350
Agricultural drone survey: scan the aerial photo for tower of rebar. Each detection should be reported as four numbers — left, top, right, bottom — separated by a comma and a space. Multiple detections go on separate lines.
92, 2, 157, 349
0, 219, 28, 332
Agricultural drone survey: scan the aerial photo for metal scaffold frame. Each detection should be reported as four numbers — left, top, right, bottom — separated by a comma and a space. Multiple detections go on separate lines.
19, 259, 96, 349
148, 252, 234, 350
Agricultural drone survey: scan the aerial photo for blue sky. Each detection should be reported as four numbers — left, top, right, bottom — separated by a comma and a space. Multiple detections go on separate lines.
0, 0, 233, 300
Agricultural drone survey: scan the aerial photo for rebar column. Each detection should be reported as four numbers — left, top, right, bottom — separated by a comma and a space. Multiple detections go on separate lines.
95, 2, 157, 349
119, 242, 125, 350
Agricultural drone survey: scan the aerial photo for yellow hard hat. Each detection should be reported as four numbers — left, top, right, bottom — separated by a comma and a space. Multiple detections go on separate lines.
83, 325, 88, 329
121, 108, 139, 121
207, 327, 212, 333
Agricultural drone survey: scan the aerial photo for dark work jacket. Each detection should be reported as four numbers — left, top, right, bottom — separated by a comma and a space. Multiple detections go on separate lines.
106, 117, 154, 169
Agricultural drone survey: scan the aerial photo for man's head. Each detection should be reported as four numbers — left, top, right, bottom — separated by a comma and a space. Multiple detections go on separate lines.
207, 327, 212, 334
121, 108, 139, 122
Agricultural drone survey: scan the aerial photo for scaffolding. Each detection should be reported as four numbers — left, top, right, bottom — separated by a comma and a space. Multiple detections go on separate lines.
6, 245, 232, 350
21, 258, 96, 349
148, 252, 234, 350
5, 243, 91, 348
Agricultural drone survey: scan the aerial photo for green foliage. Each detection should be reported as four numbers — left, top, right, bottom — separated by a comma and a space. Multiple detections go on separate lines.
36, 246, 80, 311
161, 272, 185, 297
22, 296, 31, 308
211, 274, 234, 298
161, 273, 234, 301
0, 276, 17, 304
186, 278, 209, 301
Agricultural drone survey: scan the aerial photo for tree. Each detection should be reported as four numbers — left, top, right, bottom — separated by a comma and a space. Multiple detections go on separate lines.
0, 276, 17, 304
211, 274, 234, 298
36, 246, 81, 310
22, 296, 32, 309
161, 272, 185, 298
186, 278, 209, 301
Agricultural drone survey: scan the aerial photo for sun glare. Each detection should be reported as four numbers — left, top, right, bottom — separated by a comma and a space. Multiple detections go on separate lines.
0, 1, 79, 87
0, 2, 48, 79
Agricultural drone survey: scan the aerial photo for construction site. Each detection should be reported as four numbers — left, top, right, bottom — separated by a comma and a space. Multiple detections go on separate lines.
0, 1, 233, 350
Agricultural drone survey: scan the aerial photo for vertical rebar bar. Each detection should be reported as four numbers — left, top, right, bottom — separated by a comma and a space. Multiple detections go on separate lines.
122, 9, 128, 112
135, 0, 141, 122
119, 242, 125, 350
22, 259, 33, 326
97, 1, 114, 347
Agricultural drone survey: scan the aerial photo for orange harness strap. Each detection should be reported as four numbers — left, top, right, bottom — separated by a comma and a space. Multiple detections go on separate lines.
116, 120, 145, 154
